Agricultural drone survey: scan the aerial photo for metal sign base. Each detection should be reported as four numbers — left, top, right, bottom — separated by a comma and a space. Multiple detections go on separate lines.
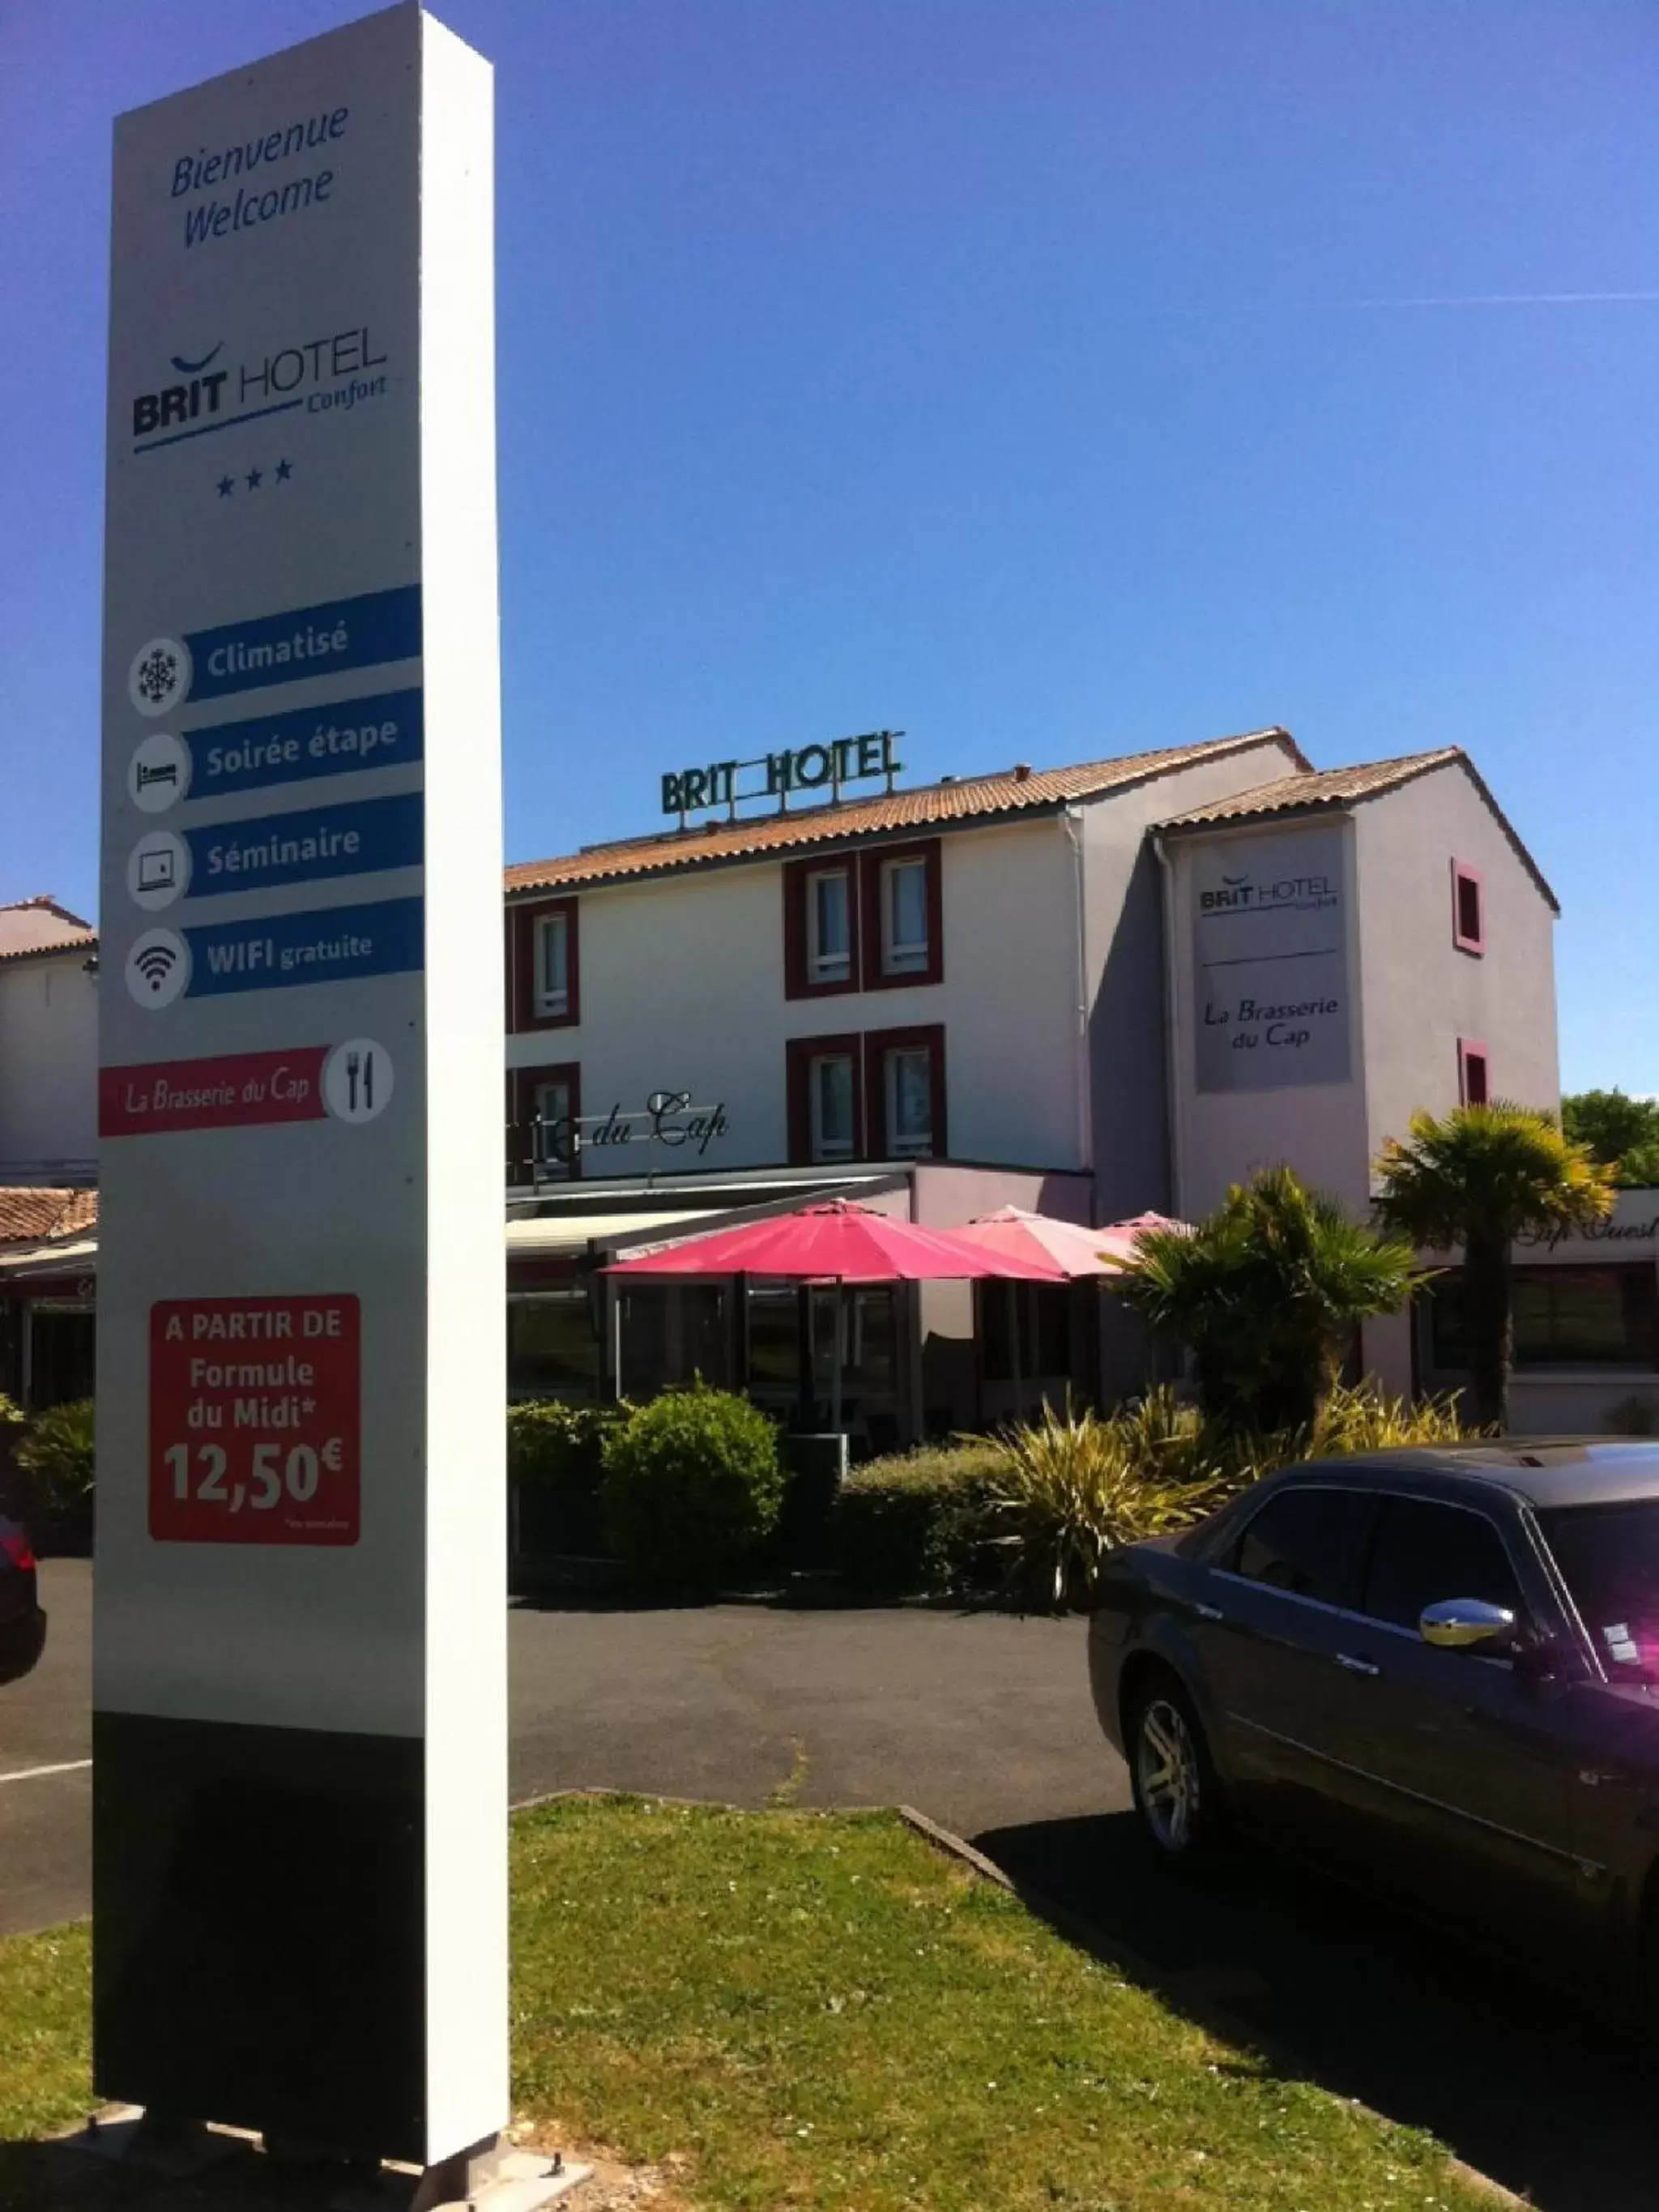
58, 2108, 588, 2209
337, 2137, 590, 2212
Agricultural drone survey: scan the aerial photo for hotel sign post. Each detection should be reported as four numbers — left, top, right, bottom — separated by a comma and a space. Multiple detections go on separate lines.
96, 7, 513, 2186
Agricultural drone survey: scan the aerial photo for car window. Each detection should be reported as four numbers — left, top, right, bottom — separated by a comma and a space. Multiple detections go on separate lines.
1536, 1500, 1659, 1675
1358, 1497, 1522, 1632
1230, 1487, 1367, 1604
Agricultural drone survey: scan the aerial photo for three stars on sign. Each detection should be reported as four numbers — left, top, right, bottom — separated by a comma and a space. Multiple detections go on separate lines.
217, 459, 293, 498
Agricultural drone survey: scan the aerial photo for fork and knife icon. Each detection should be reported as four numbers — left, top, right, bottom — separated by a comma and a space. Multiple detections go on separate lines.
343, 1048, 375, 1115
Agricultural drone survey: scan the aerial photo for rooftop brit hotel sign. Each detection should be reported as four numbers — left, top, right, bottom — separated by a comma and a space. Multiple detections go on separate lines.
96, 8, 505, 2171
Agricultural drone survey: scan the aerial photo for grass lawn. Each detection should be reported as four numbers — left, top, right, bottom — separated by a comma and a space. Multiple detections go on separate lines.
2, 1796, 1494, 2211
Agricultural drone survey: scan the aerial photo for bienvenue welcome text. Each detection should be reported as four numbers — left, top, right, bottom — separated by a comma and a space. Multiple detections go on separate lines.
170, 106, 349, 249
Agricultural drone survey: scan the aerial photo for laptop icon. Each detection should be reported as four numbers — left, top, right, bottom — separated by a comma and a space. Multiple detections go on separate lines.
138, 848, 177, 892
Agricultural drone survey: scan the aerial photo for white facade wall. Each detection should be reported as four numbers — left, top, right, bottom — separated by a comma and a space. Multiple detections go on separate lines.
0, 954, 100, 1171
520, 860, 795, 1165
1162, 771, 1562, 1224
1354, 761, 1560, 1152
929, 818, 1081, 1167
507, 814, 1088, 1176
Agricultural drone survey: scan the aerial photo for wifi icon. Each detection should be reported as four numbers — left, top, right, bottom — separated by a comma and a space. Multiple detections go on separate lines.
126, 928, 190, 1009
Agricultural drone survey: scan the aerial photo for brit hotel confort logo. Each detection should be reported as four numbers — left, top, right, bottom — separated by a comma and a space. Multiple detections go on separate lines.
129, 99, 389, 453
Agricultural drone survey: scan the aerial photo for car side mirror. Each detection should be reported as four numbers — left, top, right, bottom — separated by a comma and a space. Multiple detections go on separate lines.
1419, 1598, 1516, 1651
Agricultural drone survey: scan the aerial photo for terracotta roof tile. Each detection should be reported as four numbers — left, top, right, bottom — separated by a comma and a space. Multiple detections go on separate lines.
0, 1187, 100, 1245
505, 728, 1307, 895
0, 897, 96, 966
1154, 749, 1461, 827
1155, 747, 1557, 912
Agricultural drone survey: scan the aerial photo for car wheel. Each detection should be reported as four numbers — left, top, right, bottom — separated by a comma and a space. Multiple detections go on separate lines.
1128, 1673, 1223, 1867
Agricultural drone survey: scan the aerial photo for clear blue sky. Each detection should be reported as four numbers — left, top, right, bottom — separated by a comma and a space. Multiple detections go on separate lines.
2, 0, 1653, 1091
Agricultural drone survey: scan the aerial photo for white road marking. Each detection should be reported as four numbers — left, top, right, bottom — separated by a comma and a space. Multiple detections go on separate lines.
0, 1758, 92, 1785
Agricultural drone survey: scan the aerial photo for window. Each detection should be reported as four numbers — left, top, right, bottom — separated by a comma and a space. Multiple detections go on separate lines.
747, 1283, 804, 1393
1537, 1500, 1659, 1673
885, 1048, 932, 1154
535, 910, 569, 1017
1230, 1486, 1367, 1604
532, 1077, 578, 1177
507, 1062, 580, 1185
1452, 860, 1485, 955
809, 1053, 857, 1160
787, 1026, 948, 1164
881, 859, 928, 973
615, 1283, 730, 1398
1358, 1497, 1521, 1632
784, 858, 859, 999
808, 869, 852, 984
509, 897, 579, 1031
984, 1283, 1073, 1380
1459, 1039, 1489, 1106
508, 1288, 599, 1399
787, 1033, 864, 1164
867, 1024, 946, 1159
785, 839, 942, 995
1427, 1264, 1657, 1370
860, 839, 943, 989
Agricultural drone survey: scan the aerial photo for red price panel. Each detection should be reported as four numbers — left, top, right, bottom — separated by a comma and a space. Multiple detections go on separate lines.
149, 1295, 360, 1544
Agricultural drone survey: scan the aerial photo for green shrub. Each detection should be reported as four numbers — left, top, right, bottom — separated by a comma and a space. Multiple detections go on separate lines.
599, 1382, 784, 1595
827, 1442, 1004, 1595
15, 1399, 96, 1530
509, 1399, 628, 1559
508, 1399, 625, 1489
830, 1381, 1487, 1608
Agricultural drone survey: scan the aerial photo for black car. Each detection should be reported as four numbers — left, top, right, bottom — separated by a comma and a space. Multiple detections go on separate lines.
1089, 1441, 1659, 2017
0, 1513, 46, 1685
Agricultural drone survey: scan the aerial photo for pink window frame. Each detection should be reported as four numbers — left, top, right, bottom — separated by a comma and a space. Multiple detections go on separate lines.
1458, 1038, 1490, 1107
1451, 859, 1485, 956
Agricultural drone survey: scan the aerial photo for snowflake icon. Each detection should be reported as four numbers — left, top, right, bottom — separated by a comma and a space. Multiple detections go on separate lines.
135, 648, 177, 706
127, 634, 191, 718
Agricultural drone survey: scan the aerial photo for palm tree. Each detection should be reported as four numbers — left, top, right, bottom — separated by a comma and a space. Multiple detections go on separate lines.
1118, 1166, 1423, 1433
1373, 1104, 1614, 1430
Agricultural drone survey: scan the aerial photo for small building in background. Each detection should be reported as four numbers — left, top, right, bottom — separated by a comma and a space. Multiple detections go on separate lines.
0, 898, 98, 1183
0, 898, 99, 1411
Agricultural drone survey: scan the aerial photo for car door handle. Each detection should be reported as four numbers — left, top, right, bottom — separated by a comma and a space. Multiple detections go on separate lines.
1335, 1651, 1379, 1677
1192, 1602, 1226, 1622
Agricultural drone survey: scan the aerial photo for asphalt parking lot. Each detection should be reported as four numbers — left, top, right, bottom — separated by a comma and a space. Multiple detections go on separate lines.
3, 1561, 1657, 2209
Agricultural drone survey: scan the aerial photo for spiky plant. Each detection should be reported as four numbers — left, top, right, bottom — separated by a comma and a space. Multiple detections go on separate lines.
981, 1399, 1232, 1608
1374, 1104, 1614, 1429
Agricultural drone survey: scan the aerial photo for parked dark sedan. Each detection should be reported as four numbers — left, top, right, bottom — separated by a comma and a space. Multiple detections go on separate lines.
1089, 1441, 1659, 2017
0, 1513, 46, 1686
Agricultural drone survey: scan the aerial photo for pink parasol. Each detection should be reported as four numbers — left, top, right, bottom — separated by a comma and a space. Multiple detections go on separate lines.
950, 1207, 1188, 1414
951, 1206, 1188, 1277
605, 1199, 1062, 1429
1094, 1211, 1191, 1270
605, 1198, 1064, 1283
